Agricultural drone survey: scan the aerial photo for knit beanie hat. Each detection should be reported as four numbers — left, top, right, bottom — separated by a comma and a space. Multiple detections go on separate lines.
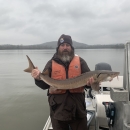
57, 34, 73, 47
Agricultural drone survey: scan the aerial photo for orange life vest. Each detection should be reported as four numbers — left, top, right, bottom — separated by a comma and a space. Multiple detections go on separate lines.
49, 56, 84, 94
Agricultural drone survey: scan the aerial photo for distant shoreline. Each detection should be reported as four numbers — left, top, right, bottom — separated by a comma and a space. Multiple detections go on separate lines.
0, 48, 124, 50
0, 44, 125, 50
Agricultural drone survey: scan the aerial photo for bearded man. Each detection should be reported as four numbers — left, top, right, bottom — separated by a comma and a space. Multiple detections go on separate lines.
31, 34, 94, 130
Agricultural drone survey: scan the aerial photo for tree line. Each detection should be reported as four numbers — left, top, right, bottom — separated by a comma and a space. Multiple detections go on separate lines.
0, 43, 124, 50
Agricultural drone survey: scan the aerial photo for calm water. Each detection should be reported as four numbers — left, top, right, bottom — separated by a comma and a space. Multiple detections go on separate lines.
0, 49, 124, 130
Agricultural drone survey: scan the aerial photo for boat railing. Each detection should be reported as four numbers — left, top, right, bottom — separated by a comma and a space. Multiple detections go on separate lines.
43, 116, 52, 130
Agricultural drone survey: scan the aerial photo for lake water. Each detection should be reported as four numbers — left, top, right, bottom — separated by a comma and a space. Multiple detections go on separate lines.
0, 49, 124, 130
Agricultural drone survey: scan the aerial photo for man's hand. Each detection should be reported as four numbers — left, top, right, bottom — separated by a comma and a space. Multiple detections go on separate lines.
86, 77, 94, 86
87, 77, 100, 91
31, 67, 41, 80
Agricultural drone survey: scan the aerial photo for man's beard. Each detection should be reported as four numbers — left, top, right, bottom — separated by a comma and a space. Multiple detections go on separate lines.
58, 49, 74, 63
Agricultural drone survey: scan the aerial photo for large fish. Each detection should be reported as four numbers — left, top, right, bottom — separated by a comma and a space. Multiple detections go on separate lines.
24, 55, 120, 91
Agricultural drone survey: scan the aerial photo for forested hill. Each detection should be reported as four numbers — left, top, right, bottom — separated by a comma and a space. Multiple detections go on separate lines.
0, 41, 124, 50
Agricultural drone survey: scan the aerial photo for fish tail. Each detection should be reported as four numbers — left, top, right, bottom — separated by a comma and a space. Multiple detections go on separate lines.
24, 55, 35, 73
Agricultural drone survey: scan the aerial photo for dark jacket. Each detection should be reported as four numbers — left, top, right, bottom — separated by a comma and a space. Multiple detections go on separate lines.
35, 53, 90, 121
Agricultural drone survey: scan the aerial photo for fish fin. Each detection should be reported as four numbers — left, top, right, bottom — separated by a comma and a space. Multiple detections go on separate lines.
109, 79, 113, 82
91, 82, 100, 91
24, 55, 35, 73
43, 69, 49, 75
50, 86, 57, 90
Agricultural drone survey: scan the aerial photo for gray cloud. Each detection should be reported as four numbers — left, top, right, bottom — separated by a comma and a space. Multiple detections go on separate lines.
0, 0, 130, 45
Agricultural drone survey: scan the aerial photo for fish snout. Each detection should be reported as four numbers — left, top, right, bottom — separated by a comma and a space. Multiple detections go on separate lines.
108, 72, 120, 81
112, 72, 120, 78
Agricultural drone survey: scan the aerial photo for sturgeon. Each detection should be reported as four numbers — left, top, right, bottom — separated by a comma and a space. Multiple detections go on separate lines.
24, 55, 120, 90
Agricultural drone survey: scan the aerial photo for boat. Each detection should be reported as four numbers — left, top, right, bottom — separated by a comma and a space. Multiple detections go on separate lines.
43, 42, 130, 130
43, 75, 123, 130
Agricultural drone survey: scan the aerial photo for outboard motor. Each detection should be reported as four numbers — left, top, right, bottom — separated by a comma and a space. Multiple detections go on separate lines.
95, 62, 112, 71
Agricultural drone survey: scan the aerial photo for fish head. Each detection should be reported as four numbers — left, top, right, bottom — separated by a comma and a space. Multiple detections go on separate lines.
108, 71, 120, 80
96, 70, 120, 82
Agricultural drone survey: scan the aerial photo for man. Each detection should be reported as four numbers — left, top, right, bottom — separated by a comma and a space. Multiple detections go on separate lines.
31, 34, 95, 130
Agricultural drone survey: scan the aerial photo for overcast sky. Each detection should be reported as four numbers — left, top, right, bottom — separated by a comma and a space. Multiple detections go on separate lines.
0, 0, 130, 45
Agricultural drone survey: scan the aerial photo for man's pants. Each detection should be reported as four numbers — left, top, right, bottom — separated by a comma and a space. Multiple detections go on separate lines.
51, 117, 88, 130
